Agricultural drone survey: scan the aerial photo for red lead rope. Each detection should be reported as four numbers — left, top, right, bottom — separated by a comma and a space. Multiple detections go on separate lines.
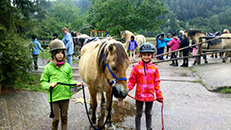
128, 94, 164, 130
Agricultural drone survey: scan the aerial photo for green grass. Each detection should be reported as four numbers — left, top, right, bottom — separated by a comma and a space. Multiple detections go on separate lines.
39, 48, 51, 59
219, 87, 231, 94
73, 60, 79, 64
14, 73, 47, 93
146, 37, 156, 45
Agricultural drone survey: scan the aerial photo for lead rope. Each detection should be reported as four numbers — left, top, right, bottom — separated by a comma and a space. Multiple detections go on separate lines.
82, 84, 114, 130
49, 83, 114, 129
128, 94, 164, 130
49, 83, 77, 118
49, 87, 55, 118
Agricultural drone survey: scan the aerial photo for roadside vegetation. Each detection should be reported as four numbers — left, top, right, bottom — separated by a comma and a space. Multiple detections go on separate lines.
219, 87, 231, 94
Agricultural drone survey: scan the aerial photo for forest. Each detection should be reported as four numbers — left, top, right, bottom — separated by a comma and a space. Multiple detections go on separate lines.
160, 0, 231, 35
1, 0, 231, 86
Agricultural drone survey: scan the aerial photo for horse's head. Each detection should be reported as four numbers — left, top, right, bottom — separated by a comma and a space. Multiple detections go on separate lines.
120, 31, 126, 40
186, 30, 206, 43
97, 39, 130, 99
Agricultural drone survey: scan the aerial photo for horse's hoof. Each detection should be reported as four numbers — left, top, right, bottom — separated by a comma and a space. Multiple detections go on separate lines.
223, 60, 226, 63
106, 123, 114, 130
205, 61, 208, 64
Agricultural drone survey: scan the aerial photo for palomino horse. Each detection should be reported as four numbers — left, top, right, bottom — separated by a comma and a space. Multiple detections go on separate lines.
79, 38, 130, 127
221, 33, 231, 62
121, 30, 146, 50
187, 30, 225, 64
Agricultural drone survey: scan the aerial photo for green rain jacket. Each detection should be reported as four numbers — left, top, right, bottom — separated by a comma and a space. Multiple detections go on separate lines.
40, 61, 77, 102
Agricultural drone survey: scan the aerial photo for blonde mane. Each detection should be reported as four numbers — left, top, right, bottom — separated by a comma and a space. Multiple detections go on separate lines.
97, 39, 128, 73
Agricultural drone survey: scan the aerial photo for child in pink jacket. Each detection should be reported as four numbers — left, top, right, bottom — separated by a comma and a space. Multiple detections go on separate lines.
168, 32, 181, 66
128, 43, 163, 130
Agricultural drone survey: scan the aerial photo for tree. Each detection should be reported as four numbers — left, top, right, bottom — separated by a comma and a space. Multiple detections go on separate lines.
88, 0, 169, 36
0, 0, 45, 87
37, 0, 87, 39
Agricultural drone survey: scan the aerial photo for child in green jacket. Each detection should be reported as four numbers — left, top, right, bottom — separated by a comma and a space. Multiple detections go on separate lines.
40, 39, 83, 130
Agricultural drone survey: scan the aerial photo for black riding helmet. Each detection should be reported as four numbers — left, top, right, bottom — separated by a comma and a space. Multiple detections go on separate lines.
140, 43, 155, 53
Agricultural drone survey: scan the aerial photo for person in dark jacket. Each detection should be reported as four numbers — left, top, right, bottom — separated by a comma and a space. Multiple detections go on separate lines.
53, 33, 58, 40
179, 33, 190, 67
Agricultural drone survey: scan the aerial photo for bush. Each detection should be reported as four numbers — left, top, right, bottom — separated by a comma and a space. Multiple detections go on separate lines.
0, 29, 33, 86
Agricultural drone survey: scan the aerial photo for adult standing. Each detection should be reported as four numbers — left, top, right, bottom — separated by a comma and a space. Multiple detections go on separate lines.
29, 35, 44, 70
168, 32, 181, 66
157, 32, 172, 60
62, 27, 74, 66
179, 33, 190, 67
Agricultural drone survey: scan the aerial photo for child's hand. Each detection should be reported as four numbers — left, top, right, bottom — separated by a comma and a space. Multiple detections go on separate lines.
76, 82, 83, 87
156, 98, 163, 103
75, 82, 83, 92
50, 82, 57, 88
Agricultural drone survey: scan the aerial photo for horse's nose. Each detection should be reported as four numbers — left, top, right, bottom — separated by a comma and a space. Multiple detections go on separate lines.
112, 84, 128, 99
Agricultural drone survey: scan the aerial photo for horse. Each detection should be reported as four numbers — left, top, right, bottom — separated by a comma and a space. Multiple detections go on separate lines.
221, 33, 231, 62
73, 33, 90, 58
79, 38, 130, 127
120, 30, 146, 50
186, 30, 225, 64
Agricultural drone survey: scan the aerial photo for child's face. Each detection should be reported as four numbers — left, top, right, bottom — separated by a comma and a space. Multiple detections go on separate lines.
141, 53, 153, 62
55, 50, 64, 61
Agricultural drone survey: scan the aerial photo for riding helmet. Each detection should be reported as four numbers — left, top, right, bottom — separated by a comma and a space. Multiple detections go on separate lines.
140, 43, 155, 53
49, 39, 66, 52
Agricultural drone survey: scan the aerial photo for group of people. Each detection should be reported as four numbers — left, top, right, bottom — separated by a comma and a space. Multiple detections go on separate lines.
38, 40, 162, 130
30, 27, 75, 70
156, 30, 190, 67
31, 29, 164, 130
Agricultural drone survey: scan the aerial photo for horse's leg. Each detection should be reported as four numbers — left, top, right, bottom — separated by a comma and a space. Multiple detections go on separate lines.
222, 52, 228, 63
105, 89, 113, 127
220, 52, 224, 58
100, 92, 105, 106
229, 52, 231, 63
89, 88, 97, 124
203, 55, 208, 64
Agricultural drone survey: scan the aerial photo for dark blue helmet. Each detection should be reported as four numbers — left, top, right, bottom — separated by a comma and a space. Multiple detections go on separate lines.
140, 43, 155, 53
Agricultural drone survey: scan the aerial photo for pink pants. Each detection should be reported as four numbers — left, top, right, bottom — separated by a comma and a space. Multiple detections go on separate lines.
193, 48, 196, 56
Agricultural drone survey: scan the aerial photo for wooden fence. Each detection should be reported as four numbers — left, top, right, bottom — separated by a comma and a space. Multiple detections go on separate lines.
153, 36, 231, 64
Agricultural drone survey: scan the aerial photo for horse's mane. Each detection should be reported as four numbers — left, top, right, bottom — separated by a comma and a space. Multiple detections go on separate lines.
97, 40, 128, 73
187, 30, 205, 38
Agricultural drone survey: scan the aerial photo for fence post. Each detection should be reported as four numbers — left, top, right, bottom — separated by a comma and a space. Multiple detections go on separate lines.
197, 37, 203, 65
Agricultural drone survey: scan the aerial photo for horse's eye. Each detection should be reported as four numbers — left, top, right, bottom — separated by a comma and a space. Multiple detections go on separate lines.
112, 66, 116, 71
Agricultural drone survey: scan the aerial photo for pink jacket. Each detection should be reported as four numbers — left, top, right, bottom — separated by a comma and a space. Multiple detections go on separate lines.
128, 61, 163, 102
168, 37, 181, 51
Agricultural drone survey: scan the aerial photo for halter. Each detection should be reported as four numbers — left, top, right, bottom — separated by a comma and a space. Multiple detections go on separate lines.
103, 53, 127, 86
